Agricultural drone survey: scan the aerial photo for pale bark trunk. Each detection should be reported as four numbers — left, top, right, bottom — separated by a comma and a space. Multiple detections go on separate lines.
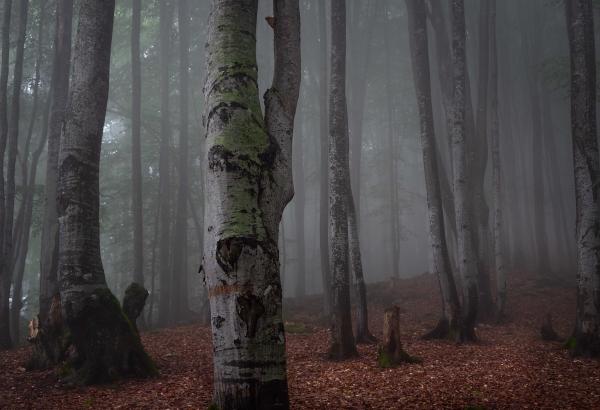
566, 0, 600, 357
131, 0, 144, 288
157, 0, 172, 326
489, 0, 505, 321
0, 0, 11, 349
57, 0, 155, 383
171, 0, 191, 320
450, 0, 477, 341
328, 0, 357, 360
318, 0, 331, 317
204, 0, 300, 407
407, 0, 463, 341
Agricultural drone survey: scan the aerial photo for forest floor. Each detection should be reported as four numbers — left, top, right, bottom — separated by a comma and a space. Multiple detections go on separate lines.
1, 271, 600, 409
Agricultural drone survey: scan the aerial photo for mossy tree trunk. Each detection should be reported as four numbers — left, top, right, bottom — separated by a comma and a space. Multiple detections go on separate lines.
450, 0, 478, 342
328, 0, 358, 360
377, 306, 417, 367
406, 0, 463, 342
203, 0, 300, 408
566, 0, 600, 358
57, 0, 155, 384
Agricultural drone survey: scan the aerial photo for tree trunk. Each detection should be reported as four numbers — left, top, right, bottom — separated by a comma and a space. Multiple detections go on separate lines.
348, 183, 375, 344
10, 0, 47, 345
36, 0, 73, 363
293, 111, 306, 299
406, 0, 463, 341
473, 0, 493, 319
57, 0, 155, 384
450, 0, 477, 342
318, 0, 331, 318
171, 0, 191, 320
0, 0, 12, 349
377, 306, 417, 366
203, 0, 300, 407
565, 0, 600, 357
157, 0, 172, 326
4, 0, 28, 346
489, 0, 505, 321
328, 0, 357, 360
130, 0, 144, 288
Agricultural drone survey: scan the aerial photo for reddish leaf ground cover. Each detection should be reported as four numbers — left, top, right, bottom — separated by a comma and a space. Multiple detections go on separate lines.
1, 272, 599, 409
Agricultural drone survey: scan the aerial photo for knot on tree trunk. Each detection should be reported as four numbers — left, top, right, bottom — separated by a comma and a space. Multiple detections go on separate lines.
377, 305, 420, 367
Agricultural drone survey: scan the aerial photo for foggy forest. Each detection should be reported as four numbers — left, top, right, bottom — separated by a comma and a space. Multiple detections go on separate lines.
0, 0, 599, 408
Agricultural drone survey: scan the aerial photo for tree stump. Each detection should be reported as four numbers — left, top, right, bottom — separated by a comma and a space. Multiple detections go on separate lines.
377, 306, 419, 367
122, 283, 149, 333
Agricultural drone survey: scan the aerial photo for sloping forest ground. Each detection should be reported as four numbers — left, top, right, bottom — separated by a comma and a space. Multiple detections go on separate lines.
1, 271, 600, 409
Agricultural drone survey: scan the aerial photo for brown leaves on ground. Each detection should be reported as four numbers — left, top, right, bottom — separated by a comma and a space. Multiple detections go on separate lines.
1, 272, 599, 409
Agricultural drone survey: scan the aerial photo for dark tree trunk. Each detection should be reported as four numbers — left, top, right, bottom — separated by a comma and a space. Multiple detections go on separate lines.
565, 0, 600, 357
328, 0, 357, 360
406, 0, 464, 341
37, 0, 73, 363
318, 0, 331, 318
57, 0, 155, 384
130, 0, 144, 288
170, 0, 191, 320
0, 0, 11, 349
157, 0, 172, 326
450, 0, 477, 342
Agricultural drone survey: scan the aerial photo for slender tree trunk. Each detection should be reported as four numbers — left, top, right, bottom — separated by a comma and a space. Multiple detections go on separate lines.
566, 0, 600, 357
4, 0, 28, 346
57, 0, 155, 384
318, 0, 331, 318
383, 8, 400, 280
450, 0, 477, 342
10, 3, 48, 344
473, 0, 493, 319
489, 0, 505, 321
406, 0, 463, 341
328, 0, 357, 360
131, 0, 144, 289
0, 0, 11, 349
293, 112, 306, 299
204, 0, 300, 407
158, 0, 172, 326
171, 0, 191, 320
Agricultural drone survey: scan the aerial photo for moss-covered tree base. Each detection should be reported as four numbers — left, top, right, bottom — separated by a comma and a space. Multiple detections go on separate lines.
61, 288, 157, 385
377, 346, 421, 368
566, 331, 600, 358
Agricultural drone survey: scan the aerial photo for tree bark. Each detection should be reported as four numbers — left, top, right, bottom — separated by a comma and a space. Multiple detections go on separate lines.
328, 0, 357, 360
57, 0, 155, 384
171, 0, 191, 320
130, 0, 144, 288
318, 0, 331, 318
0, 0, 11, 349
565, 0, 600, 357
203, 0, 300, 407
489, 0, 505, 321
406, 0, 463, 341
450, 0, 477, 342
377, 306, 417, 366
157, 0, 172, 326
